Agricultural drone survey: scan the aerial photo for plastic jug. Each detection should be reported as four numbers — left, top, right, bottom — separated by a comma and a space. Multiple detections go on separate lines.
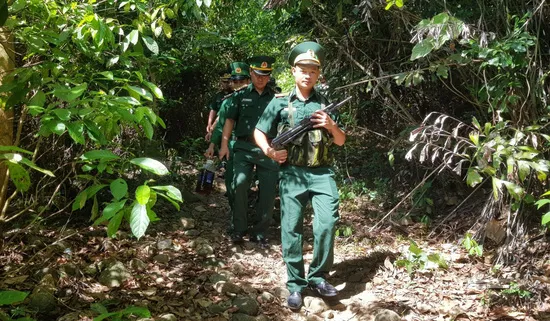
195, 160, 216, 194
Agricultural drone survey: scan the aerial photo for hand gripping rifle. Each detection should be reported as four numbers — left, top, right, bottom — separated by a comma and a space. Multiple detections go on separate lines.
271, 96, 352, 150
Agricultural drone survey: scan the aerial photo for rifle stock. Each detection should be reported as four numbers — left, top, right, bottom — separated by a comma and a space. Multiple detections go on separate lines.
271, 96, 352, 150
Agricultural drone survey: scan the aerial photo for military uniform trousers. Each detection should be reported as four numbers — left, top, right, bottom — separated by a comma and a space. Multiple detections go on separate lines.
279, 165, 339, 293
232, 140, 279, 238
225, 140, 236, 220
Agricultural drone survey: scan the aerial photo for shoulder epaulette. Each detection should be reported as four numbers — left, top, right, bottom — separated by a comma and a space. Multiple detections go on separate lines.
221, 85, 249, 101
275, 92, 289, 98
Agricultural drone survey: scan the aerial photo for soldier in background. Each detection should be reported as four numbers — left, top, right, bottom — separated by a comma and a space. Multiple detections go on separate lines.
205, 67, 232, 141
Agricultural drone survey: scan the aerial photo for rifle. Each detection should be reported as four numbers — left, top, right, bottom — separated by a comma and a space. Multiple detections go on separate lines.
221, 84, 248, 101
271, 96, 352, 150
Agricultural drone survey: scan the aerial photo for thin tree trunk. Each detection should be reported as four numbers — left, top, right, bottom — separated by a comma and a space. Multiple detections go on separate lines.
0, 28, 15, 221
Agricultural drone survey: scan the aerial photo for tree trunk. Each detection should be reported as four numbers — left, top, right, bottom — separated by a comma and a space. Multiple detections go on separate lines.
0, 27, 14, 221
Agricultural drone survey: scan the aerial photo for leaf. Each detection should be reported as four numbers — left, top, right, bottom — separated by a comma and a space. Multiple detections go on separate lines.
409, 240, 422, 255
107, 210, 124, 238
535, 199, 550, 209
466, 168, 483, 187
141, 117, 154, 139
0, 146, 33, 155
130, 202, 150, 239
52, 83, 88, 102
81, 150, 120, 161
542, 213, 550, 226
6, 162, 30, 192
0, 2, 9, 27
128, 29, 139, 45
135, 185, 151, 205
91, 195, 99, 222
469, 132, 479, 146
121, 306, 151, 317
110, 178, 128, 200
410, 39, 434, 61
53, 109, 71, 121
0, 290, 29, 305
141, 36, 159, 55
67, 121, 85, 145
94, 200, 127, 226
157, 193, 180, 211
72, 190, 87, 211
126, 85, 153, 101
151, 185, 183, 202
143, 81, 163, 99
130, 158, 169, 175
19, 158, 55, 177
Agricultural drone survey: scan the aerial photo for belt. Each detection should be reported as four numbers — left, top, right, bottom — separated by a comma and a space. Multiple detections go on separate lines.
236, 136, 255, 143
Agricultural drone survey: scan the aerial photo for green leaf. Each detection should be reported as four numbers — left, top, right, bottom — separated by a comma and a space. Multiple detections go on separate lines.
542, 213, 550, 226
157, 192, 180, 211
143, 81, 163, 99
410, 39, 434, 61
408, 240, 422, 255
0, 290, 29, 305
431, 12, 449, 24
110, 178, 128, 200
151, 185, 182, 202
67, 121, 86, 145
130, 202, 150, 239
121, 306, 151, 317
128, 29, 139, 45
469, 132, 479, 146
94, 200, 127, 226
52, 83, 88, 102
44, 120, 66, 135
466, 168, 483, 187
535, 199, 550, 209
53, 109, 71, 121
141, 117, 154, 139
492, 177, 502, 200
72, 190, 87, 211
91, 195, 99, 222
135, 185, 151, 205
81, 150, 120, 161
126, 85, 153, 101
107, 210, 124, 238
0, 2, 9, 27
130, 157, 169, 175
19, 158, 55, 177
98, 71, 114, 80
395, 0, 403, 7
6, 162, 30, 192
0, 146, 33, 155
142, 36, 159, 55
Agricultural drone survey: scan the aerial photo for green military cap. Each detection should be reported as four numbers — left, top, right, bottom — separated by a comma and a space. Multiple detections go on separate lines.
219, 66, 232, 80
288, 41, 325, 67
247, 56, 275, 76
230, 62, 250, 80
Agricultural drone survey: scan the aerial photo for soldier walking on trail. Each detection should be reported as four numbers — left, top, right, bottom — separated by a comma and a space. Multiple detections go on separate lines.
253, 42, 346, 310
205, 67, 232, 141
218, 56, 279, 247
205, 62, 251, 226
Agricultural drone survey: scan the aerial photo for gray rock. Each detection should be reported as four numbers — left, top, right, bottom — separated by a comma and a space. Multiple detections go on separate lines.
130, 258, 147, 271
83, 263, 99, 276
158, 313, 177, 321
231, 313, 256, 321
375, 309, 401, 321
232, 262, 246, 275
257, 291, 275, 303
195, 243, 214, 256
98, 261, 130, 288
184, 229, 201, 237
304, 296, 327, 314
209, 273, 229, 284
273, 287, 290, 301
255, 316, 270, 321
232, 295, 259, 316
153, 254, 170, 263
207, 300, 232, 314
181, 217, 196, 230
214, 281, 242, 295
59, 263, 78, 276
28, 291, 56, 313
157, 239, 172, 250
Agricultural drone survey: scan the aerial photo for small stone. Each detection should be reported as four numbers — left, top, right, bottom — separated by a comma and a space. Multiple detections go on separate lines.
185, 229, 200, 237
153, 254, 170, 263
98, 261, 130, 288
304, 297, 327, 314
130, 258, 147, 271
214, 281, 242, 295
231, 313, 256, 321
232, 262, 246, 275
158, 313, 177, 321
157, 239, 172, 250
83, 263, 98, 276
207, 300, 232, 314
28, 291, 56, 313
194, 205, 207, 212
273, 287, 290, 301
209, 273, 229, 283
257, 291, 275, 303
232, 295, 259, 316
374, 309, 401, 321
195, 243, 214, 256
180, 217, 196, 230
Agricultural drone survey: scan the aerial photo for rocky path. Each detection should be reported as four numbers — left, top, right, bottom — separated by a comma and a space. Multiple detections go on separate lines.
1, 172, 547, 321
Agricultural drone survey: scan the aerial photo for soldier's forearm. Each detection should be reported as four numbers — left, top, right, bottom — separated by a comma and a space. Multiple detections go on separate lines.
221, 119, 235, 147
253, 129, 270, 155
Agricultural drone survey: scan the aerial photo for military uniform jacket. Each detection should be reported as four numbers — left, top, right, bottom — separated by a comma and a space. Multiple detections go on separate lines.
226, 84, 276, 138
209, 90, 230, 113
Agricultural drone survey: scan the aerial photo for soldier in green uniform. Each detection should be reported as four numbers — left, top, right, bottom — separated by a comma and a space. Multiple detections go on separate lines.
254, 42, 346, 309
205, 67, 233, 141
219, 56, 279, 246
205, 62, 251, 225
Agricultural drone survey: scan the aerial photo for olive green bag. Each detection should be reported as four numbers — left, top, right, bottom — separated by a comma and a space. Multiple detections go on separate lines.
277, 125, 334, 167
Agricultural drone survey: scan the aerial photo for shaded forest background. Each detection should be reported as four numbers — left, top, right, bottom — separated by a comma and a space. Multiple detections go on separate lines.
1, 0, 550, 320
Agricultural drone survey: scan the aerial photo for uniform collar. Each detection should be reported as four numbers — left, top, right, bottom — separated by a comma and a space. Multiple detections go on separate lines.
247, 83, 274, 96
289, 87, 320, 102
